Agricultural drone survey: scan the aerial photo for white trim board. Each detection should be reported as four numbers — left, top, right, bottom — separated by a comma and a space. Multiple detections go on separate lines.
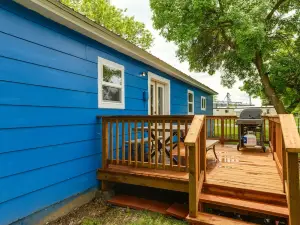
148, 72, 170, 115
14, 0, 217, 95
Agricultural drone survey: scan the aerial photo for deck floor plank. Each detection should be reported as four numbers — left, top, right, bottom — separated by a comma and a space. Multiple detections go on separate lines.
206, 145, 283, 194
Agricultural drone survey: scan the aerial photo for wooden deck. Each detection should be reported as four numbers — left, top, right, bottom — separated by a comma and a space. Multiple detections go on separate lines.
98, 115, 300, 224
206, 144, 283, 194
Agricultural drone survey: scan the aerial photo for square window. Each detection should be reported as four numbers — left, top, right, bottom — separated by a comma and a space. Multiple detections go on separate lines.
98, 57, 125, 109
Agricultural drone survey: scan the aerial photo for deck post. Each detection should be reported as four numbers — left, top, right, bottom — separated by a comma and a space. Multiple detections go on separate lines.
189, 144, 198, 218
101, 118, 109, 190
286, 152, 300, 225
278, 114, 300, 225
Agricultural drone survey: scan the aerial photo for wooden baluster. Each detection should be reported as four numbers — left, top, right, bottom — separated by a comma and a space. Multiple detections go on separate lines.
224, 119, 227, 140
162, 120, 166, 169
128, 121, 131, 165
102, 119, 109, 169
264, 118, 267, 143
230, 119, 232, 140
135, 120, 138, 167
273, 121, 277, 154
122, 120, 125, 165
155, 120, 158, 169
185, 120, 189, 171
148, 120, 152, 168
170, 120, 173, 168
233, 118, 236, 140
210, 119, 212, 138
141, 121, 145, 166
220, 118, 225, 145
116, 119, 119, 165
200, 117, 207, 181
282, 139, 287, 192
110, 120, 113, 162
177, 120, 181, 170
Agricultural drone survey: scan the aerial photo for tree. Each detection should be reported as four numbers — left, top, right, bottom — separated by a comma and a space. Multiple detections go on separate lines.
150, 0, 300, 113
61, 0, 153, 50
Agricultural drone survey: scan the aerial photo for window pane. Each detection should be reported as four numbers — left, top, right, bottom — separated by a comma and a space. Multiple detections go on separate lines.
158, 86, 164, 115
189, 103, 193, 113
188, 93, 193, 102
102, 85, 121, 102
151, 85, 154, 115
103, 65, 122, 85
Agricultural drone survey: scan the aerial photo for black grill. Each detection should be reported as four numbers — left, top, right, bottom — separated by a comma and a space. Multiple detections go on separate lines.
236, 108, 266, 152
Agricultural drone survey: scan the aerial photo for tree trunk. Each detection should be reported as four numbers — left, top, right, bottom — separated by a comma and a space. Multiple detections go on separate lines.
254, 52, 286, 114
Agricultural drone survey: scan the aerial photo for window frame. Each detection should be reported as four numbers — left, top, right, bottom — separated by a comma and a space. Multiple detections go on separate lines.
201, 96, 207, 111
98, 57, 125, 109
187, 90, 194, 115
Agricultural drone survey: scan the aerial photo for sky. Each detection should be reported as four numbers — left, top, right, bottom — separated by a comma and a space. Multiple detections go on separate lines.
110, 0, 261, 106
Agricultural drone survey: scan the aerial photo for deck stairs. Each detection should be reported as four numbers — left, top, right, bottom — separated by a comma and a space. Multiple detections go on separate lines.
186, 183, 289, 224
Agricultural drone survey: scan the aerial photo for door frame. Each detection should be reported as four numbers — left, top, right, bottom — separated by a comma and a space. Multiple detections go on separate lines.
148, 72, 170, 115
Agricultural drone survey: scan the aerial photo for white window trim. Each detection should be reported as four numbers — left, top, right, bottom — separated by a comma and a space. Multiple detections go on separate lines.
148, 72, 170, 115
98, 57, 125, 109
201, 96, 207, 111
187, 90, 194, 115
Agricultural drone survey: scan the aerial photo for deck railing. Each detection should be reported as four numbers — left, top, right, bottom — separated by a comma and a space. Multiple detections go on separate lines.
267, 115, 300, 225
184, 115, 206, 218
206, 115, 271, 144
100, 115, 194, 172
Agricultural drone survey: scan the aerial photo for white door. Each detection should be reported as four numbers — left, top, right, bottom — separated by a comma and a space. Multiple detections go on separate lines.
150, 80, 165, 115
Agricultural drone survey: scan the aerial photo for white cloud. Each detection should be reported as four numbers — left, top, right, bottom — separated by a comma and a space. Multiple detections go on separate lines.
110, 0, 261, 106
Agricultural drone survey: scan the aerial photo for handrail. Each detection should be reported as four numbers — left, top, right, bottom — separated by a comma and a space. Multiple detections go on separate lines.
270, 114, 300, 225
279, 115, 300, 153
184, 115, 206, 218
97, 115, 194, 119
184, 115, 205, 146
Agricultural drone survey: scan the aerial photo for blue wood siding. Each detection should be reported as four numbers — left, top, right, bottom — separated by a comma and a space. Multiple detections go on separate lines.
0, 1, 213, 224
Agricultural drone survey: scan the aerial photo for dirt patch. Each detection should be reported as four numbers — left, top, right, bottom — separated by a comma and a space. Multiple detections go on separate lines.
45, 197, 186, 225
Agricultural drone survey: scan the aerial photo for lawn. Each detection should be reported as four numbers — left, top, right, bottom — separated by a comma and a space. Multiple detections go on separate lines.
82, 209, 187, 225
47, 197, 187, 225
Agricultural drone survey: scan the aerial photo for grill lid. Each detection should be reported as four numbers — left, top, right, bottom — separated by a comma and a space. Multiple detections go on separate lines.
239, 108, 262, 119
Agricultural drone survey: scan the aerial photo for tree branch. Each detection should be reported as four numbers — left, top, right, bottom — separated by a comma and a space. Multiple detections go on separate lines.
266, 0, 288, 21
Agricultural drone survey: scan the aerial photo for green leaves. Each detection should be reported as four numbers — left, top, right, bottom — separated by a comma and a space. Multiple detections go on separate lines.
150, 0, 300, 112
61, 0, 153, 50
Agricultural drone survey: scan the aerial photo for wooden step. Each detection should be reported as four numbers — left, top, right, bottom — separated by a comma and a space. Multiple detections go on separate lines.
186, 212, 257, 225
203, 182, 287, 206
166, 203, 189, 219
199, 193, 289, 218
107, 195, 171, 215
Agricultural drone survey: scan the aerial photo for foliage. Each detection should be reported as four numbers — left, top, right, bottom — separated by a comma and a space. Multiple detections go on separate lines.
61, 0, 153, 50
150, 0, 300, 113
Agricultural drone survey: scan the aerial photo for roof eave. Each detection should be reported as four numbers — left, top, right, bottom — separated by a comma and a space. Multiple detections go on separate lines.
14, 0, 218, 95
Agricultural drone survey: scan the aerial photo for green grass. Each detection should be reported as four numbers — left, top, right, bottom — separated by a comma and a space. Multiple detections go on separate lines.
81, 208, 187, 225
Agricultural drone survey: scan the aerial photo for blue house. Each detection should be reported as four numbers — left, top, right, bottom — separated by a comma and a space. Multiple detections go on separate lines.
0, 0, 217, 224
